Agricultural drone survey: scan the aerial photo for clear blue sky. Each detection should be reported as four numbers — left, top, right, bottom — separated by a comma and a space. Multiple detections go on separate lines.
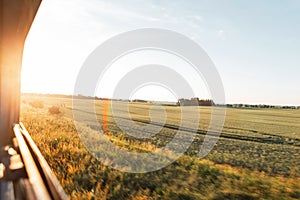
22, 0, 300, 105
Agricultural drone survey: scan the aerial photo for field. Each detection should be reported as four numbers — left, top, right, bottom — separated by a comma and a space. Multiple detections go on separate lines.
20, 95, 300, 199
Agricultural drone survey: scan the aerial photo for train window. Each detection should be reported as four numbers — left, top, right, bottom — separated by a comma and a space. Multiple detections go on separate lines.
1, 0, 299, 199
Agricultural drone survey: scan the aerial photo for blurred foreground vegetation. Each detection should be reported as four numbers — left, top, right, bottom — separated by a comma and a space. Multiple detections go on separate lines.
20, 95, 300, 199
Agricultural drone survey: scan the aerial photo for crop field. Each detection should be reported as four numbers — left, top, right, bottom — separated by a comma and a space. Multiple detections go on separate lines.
20, 94, 300, 199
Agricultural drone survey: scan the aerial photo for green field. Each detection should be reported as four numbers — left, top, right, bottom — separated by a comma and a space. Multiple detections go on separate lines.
21, 95, 300, 199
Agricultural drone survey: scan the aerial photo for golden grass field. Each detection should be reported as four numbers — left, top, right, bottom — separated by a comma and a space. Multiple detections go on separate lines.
20, 94, 300, 199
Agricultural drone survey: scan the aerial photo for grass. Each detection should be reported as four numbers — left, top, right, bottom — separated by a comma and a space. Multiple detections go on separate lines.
21, 95, 300, 199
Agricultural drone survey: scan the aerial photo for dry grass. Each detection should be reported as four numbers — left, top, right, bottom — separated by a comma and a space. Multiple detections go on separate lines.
20, 95, 300, 199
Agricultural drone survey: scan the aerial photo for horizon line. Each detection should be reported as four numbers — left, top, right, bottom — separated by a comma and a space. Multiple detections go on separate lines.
21, 92, 300, 107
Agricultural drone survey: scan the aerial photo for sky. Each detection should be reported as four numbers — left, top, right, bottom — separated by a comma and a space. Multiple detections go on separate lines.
22, 0, 300, 105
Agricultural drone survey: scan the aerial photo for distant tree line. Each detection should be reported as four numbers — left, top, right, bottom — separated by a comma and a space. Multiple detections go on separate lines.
225, 104, 300, 109
22, 93, 300, 109
131, 99, 148, 103
177, 98, 215, 106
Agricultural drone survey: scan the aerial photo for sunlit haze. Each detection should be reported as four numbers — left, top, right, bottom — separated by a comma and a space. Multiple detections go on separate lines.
22, 0, 300, 105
